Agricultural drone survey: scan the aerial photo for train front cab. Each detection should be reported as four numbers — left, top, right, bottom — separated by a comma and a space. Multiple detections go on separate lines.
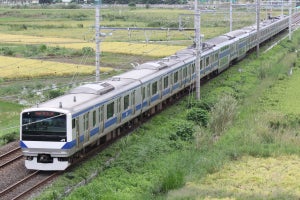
20, 109, 72, 171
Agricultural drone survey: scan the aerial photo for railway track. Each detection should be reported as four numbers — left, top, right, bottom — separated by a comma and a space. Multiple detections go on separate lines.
0, 170, 59, 200
0, 147, 23, 169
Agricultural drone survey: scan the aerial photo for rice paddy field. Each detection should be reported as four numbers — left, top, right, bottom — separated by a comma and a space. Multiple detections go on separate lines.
0, 55, 114, 79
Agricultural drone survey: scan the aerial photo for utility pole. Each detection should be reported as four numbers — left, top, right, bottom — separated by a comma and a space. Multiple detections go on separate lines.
289, 0, 292, 40
230, 0, 233, 31
256, 0, 260, 57
195, 0, 201, 100
281, 0, 284, 17
95, 0, 101, 82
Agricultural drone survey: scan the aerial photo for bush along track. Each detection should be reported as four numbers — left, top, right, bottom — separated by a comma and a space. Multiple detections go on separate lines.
36, 30, 300, 200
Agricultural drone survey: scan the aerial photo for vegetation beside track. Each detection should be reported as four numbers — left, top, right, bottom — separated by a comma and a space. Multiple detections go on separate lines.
35, 29, 300, 200
0, 101, 23, 144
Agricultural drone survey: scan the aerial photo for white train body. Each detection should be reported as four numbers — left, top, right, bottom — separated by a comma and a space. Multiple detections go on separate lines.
20, 14, 293, 170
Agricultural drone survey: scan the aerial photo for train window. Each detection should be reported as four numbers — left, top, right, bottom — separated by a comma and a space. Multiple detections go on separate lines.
215, 53, 218, 61
142, 87, 146, 99
163, 76, 169, 89
174, 71, 178, 83
99, 107, 101, 121
205, 57, 209, 67
132, 91, 135, 106
183, 68, 187, 77
107, 102, 114, 119
84, 113, 89, 130
147, 84, 150, 96
200, 60, 203, 69
72, 119, 75, 129
93, 110, 96, 126
152, 81, 158, 95
100, 106, 104, 122
192, 63, 195, 73
124, 95, 129, 109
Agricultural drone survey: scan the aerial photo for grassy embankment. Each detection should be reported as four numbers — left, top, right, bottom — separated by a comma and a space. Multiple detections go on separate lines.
35, 29, 300, 199
0, 101, 23, 145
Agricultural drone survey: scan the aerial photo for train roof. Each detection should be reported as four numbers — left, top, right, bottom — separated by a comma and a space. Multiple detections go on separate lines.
32, 51, 195, 114
204, 35, 229, 47
26, 14, 288, 115
224, 29, 248, 38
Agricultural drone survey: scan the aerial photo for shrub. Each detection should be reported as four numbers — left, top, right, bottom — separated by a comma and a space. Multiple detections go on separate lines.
186, 108, 208, 127
0, 132, 17, 143
1, 47, 14, 56
39, 44, 47, 52
47, 89, 64, 99
128, 2, 136, 8
170, 121, 194, 142
186, 98, 214, 111
77, 24, 84, 28
82, 47, 95, 55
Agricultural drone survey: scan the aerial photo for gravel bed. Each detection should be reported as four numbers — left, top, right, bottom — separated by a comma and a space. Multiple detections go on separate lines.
0, 141, 19, 155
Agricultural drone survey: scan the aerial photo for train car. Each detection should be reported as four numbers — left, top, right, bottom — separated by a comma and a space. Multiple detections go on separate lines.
20, 14, 291, 171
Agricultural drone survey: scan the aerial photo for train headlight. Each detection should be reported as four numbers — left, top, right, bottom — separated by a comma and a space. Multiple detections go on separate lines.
37, 154, 53, 163
26, 156, 33, 161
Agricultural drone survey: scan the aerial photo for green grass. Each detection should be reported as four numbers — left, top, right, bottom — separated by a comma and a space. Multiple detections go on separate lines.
0, 101, 23, 144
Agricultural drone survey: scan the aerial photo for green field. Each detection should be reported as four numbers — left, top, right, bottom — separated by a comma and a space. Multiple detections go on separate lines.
0, 101, 23, 144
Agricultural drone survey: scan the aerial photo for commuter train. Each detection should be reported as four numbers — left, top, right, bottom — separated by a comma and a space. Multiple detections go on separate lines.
20, 14, 293, 170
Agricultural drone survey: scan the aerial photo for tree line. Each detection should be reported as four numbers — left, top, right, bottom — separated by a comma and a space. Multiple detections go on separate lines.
39, 0, 188, 5
101, 0, 188, 4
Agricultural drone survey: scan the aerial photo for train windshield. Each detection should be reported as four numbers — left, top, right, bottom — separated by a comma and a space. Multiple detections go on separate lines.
22, 111, 66, 142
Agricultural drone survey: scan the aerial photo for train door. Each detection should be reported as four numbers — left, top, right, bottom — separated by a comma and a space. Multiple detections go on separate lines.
147, 84, 150, 106
117, 97, 121, 124
170, 73, 173, 93
75, 118, 82, 149
83, 112, 89, 144
183, 67, 187, 86
131, 90, 136, 115
159, 78, 162, 99
99, 106, 104, 134
187, 64, 191, 83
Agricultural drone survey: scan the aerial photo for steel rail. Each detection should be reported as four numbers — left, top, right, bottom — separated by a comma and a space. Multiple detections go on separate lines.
0, 147, 21, 159
0, 171, 39, 197
0, 155, 23, 168
11, 172, 59, 200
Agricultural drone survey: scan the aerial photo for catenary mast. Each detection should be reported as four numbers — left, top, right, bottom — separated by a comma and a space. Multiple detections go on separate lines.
195, 0, 201, 100
95, 0, 101, 82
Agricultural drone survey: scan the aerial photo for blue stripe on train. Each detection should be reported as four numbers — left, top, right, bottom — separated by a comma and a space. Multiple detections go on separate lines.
90, 127, 99, 137
62, 139, 76, 149
104, 117, 117, 129
20, 140, 28, 148
122, 109, 133, 120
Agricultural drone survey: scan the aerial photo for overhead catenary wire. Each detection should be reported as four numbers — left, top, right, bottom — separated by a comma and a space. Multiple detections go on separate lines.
0, 6, 218, 100
0, 113, 66, 134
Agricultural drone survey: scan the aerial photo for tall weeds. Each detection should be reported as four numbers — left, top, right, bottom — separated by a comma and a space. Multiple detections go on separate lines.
208, 94, 238, 136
